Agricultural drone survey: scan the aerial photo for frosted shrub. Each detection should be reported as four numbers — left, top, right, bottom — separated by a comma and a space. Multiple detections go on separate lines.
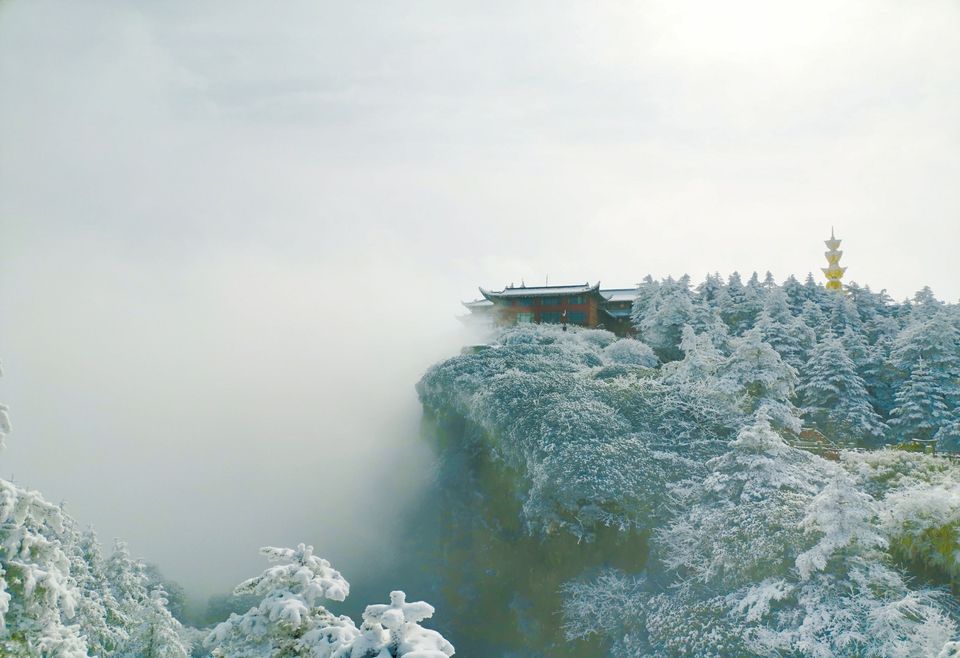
601, 338, 658, 367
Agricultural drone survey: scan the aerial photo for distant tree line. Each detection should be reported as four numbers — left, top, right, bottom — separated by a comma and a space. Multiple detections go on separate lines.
630, 273, 959, 449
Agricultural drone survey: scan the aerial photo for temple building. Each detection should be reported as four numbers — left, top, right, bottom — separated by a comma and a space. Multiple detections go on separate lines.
462, 282, 637, 336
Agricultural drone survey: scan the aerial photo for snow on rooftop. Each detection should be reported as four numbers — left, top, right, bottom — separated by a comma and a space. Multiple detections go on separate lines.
481, 283, 599, 298
469, 283, 638, 305
463, 299, 494, 308
600, 288, 638, 302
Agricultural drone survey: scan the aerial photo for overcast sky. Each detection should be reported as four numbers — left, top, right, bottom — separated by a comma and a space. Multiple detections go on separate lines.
1, 0, 958, 598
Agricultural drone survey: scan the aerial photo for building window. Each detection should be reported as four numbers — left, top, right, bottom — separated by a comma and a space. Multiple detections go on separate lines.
567, 295, 585, 304
516, 312, 534, 324
568, 311, 587, 325
541, 312, 562, 324
541, 296, 560, 305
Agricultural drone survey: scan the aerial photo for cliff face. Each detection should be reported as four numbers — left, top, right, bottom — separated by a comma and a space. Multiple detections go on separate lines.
405, 324, 734, 655
405, 408, 645, 656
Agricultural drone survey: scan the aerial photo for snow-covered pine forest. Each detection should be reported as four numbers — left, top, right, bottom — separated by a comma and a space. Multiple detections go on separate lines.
415, 273, 960, 656
4, 271, 960, 656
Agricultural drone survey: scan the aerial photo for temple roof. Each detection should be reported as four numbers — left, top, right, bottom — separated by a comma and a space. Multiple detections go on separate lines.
479, 282, 602, 301
465, 282, 639, 307
601, 288, 638, 303
462, 299, 494, 309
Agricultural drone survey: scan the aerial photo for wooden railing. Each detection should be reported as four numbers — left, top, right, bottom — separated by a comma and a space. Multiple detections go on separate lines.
787, 429, 960, 462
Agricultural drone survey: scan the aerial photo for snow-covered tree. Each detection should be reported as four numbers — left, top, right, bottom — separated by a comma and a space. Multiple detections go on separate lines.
888, 312, 960, 404
762, 271, 777, 290
754, 288, 816, 370
206, 543, 355, 658
794, 476, 886, 580
658, 416, 832, 589
635, 277, 694, 361
105, 540, 149, 628
628, 275, 660, 326
801, 299, 830, 336
888, 358, 954, 445
694, 272, 726, 307
799, 336, 887, 445
782, 275, 807, 315
825, 292, 862, 335
561, 420, 959, 657
661, 325, 725, 384
362, 591, 454, 658
908, 286, 945, 321
802, 272, 830, 308
119, 587, 189, 658
717, 328, 801, 433
846, 283, 898, 335
65, 527, 129, 656
0, 482, 89, 658
0, 385, 185, 658
206, 543, 453, 658
936, 418, 960, 452
839, 326, 895, 416
720, 271, 762, 334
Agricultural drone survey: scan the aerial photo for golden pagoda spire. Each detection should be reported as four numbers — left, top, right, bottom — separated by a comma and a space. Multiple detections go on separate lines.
822, 227, 845, 291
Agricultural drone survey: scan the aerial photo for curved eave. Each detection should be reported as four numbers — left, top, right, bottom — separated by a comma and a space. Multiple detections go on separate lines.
462, 300, 493, 310
601, 308, 632, 319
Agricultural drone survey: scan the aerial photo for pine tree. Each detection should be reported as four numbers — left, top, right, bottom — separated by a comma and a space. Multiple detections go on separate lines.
802, 272, 829, 307
363, 591, 455, 657
105, 540, 149, 628
888, 358, 953, 444
825, 293, 862, 336
800, 300, 829, 337
755, 288, 815, 370
0, 481, 89, 658
663, 325, 725, 384
66, 527, 128, 655
782, 275, 807, 316
935, 417, 960, 452
120, 587, 189, 658
888, 312, 960, 404
637, 277, 694, 362
629, 275, 660, 328
206, 544, 453, 658
691, 273, 727, 331
718, 328, 800, 433
721, 272, 761, 335
846, 283, 897, 336
909, 286, 944, 321
798, 336, 887, 445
